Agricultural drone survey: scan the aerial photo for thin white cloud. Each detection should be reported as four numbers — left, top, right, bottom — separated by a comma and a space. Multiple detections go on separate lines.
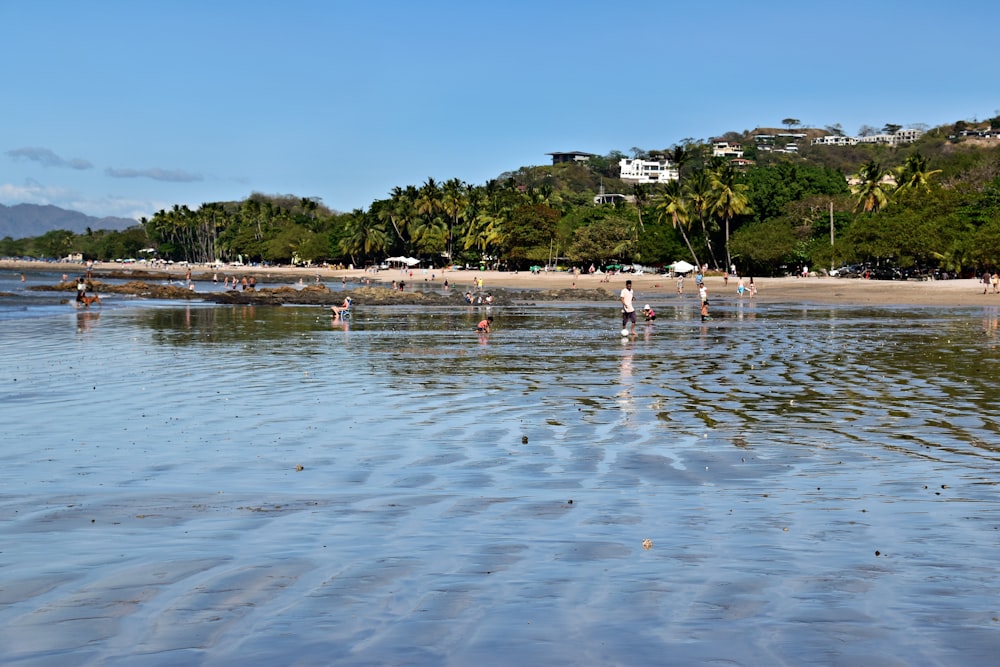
6, 147, 93, 170
0, 178, 75, 203
105, 167, 203, 183
0, 179, 154, 221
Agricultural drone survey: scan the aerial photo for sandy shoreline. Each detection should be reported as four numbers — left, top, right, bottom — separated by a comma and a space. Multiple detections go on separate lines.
3, 258, 998, 307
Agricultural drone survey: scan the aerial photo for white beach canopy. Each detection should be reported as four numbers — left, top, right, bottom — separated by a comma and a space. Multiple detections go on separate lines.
386, 256, 420, 266
670, 260, 695, 274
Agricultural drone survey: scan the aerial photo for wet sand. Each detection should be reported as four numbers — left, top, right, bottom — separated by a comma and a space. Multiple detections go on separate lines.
1, 296, 999, 665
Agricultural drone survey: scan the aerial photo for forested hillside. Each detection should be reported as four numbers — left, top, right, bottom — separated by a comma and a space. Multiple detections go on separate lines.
4, 117, 1000, 277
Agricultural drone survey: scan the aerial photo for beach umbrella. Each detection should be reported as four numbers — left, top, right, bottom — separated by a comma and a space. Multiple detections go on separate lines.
385, 256, 408, 264
403, 256, 420, 266
670, 260, 695, 274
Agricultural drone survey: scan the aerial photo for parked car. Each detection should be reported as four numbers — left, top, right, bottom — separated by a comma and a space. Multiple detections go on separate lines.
869, 266, 903, 280
831, 264, 864, 278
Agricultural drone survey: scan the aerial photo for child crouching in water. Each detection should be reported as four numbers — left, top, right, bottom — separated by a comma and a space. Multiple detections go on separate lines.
642, 304, 656, 321
476, 316, 493, 333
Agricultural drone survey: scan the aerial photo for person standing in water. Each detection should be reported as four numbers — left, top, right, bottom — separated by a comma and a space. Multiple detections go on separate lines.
620, 279, 637, 335
76, 276, 87, 302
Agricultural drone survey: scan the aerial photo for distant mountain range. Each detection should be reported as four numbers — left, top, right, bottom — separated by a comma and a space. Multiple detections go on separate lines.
0, 203, 138, 239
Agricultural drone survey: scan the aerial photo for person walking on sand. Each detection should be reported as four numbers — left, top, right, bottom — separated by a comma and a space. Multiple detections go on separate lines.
992, 272, 999, 294
620, 279, 637, 335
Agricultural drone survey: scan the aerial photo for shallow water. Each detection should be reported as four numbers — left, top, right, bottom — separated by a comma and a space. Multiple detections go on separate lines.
1, 296, 999, 665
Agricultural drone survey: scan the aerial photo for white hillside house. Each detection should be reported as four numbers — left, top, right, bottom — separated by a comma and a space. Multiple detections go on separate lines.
618, 158, 679, 184
712, 140, 744, 158
812, 135, 859, 146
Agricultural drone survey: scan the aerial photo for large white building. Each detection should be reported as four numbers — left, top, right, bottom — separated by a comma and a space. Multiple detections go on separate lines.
813, 128, 923, 147
811, 135, 859, 146
618, 158, 679, 183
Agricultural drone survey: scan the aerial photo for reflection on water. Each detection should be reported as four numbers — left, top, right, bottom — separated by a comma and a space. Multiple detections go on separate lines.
2, 299, 1000, 664
75, 310, 100, 333
124, 299, 1000, 462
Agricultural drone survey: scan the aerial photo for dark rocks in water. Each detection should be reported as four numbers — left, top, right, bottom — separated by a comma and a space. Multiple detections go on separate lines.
33, 277, 617, 306
33, 279, 202, 300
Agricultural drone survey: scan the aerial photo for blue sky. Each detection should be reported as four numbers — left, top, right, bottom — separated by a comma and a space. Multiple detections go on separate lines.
1, 0, 997, 221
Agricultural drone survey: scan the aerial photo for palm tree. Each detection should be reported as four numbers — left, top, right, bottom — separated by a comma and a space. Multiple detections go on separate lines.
463, 211, 506, 260
895, 153, 941, 192
411, 215, 448, 257
440, 178, 468, 262
379, 185, 418, 251
413, 178, 444, 261
655, 180, 701, 270
667, 144, 691, 180
709, 163, 751, 271
340, 208, 389, 264
854, 160, 892, 214
415, 178, 442, 219
683, 169, 720, 269
631, 183, 650, 230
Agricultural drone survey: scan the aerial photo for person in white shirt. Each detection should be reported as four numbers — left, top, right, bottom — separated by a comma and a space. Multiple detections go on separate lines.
620, 279, 636, 335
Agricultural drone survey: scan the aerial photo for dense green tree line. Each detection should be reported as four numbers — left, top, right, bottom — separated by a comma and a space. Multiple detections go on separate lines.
4, 125, 1000, 277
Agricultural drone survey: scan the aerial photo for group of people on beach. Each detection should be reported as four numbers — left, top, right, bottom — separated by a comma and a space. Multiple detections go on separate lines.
623, 277, 711, 331
323, 273, 751, 338
736, 275, 757, 298
620, 273, 760, 332
464, 291, 493, 305
220, 275, 255, 291
982, 272, 1000, 294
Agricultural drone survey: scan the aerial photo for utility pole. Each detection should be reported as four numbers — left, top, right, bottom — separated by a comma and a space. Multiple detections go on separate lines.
829, 200, 835, 271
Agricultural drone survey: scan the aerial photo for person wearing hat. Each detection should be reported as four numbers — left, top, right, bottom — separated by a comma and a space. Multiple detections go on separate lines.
641, 304, 656, 322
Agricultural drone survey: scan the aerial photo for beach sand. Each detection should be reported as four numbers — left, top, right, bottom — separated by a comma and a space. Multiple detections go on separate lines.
3, 259, 996, 307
